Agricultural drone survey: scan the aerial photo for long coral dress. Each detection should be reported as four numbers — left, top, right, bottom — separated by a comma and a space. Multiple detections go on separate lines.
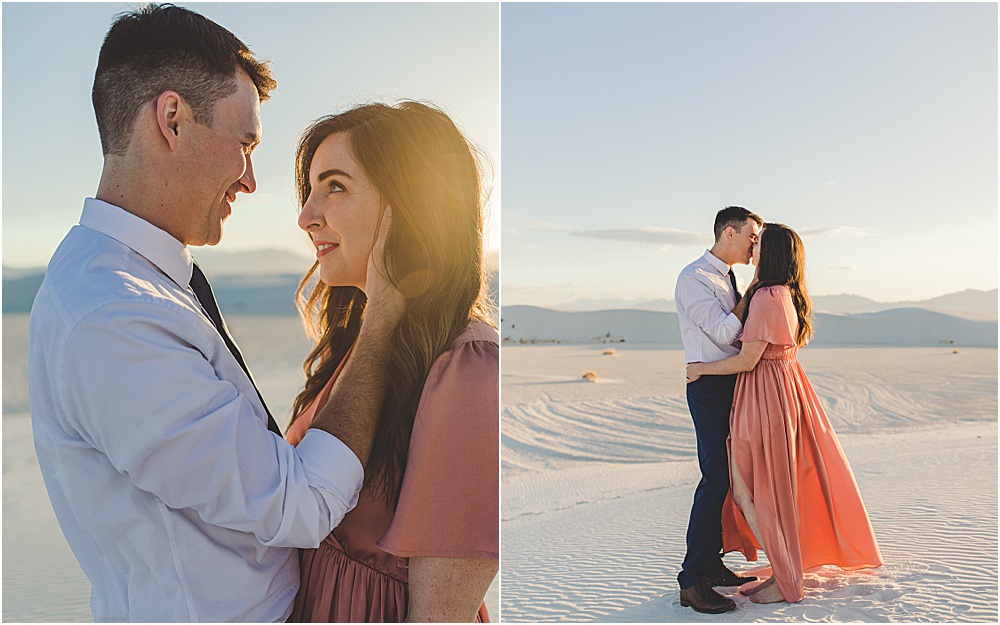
285, 321, 499, 622
721, 286, 883, 603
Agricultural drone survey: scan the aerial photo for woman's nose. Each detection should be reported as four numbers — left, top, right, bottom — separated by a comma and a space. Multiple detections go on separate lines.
298, 194, 322, 232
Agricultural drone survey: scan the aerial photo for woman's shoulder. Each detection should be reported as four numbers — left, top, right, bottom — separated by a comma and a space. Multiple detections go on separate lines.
756, 284, 792, 297
379, 319, 500, 560
400, 319, 498, 505
425, 319, 499, 379
743, 284, 798, 346
750, 284, 793, 308
418, 319, 498, 410
450, 319, 500, 350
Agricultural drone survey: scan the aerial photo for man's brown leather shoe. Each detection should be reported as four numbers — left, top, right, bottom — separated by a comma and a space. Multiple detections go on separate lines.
679, 579, 737, 614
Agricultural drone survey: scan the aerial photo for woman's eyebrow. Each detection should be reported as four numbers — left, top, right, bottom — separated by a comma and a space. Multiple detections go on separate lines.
316, 168, 355, 183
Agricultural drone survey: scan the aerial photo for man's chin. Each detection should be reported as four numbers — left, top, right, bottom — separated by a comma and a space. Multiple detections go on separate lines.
206, 222, 225, 246
190, 229, 224, 247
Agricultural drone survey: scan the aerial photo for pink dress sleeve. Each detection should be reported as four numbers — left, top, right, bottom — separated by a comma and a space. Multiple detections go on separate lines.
376, 333, 499, 559
741, 285, 798, 346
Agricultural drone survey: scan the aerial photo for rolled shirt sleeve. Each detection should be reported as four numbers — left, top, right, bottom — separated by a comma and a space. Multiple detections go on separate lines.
60, 298, 362, 549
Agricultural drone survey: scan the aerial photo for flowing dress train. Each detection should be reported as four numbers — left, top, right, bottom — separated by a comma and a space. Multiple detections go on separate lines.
721, 286, 882, 603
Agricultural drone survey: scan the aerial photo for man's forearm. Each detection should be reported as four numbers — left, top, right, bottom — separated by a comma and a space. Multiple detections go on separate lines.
312, 205, 405, 466
732, 275, 757, 320
309, 309, 396, 467
732, 295, 750, 323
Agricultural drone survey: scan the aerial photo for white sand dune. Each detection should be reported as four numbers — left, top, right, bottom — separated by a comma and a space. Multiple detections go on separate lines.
501, 344, 998, 622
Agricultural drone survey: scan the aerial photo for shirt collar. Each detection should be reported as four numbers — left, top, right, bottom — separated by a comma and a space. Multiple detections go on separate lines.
702, 249, 731, 276
79, 197, 194, 288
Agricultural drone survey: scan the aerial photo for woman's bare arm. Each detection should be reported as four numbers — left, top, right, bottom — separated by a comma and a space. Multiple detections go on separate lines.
686, 340, 768, 383
405, 556, 498, 622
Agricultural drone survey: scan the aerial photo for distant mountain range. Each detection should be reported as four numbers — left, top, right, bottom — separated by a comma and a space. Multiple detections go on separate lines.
3, 248, 500, 316
546, 288, 998, 320
189, 248, 316, 275
1, 249, 988, 327
501, 305, 998, 348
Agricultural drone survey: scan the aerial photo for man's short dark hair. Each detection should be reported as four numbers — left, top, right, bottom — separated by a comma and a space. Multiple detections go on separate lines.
92, 3, 277, 155
714, 206, 763, 241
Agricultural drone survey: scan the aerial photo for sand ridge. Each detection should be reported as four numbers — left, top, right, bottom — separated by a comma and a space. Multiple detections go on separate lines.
501, 344, 998, 622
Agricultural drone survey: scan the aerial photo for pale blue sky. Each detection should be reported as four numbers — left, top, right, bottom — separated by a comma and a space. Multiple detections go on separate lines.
2, 2, 499, 268
502, 2, 997, 304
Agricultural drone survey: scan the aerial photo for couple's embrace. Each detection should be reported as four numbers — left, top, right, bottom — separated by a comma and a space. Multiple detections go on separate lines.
28, 5, 497, 622
674, 207, 883, 613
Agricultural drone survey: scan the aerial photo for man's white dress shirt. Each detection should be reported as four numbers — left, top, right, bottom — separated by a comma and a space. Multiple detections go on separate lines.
29, 198, 364, 622
674, 250, 744, 364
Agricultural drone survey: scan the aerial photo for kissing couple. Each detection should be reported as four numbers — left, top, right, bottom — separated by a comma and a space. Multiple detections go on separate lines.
674, 206, 883, 612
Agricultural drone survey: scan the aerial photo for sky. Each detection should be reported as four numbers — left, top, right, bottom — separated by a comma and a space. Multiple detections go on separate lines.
501, 2, 998, 305
2, 2, 499, 269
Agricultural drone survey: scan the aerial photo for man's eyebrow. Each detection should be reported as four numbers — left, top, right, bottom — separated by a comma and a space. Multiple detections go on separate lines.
316, 168, 355, 182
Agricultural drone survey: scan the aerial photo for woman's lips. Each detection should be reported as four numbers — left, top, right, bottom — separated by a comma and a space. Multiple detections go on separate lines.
315, 242, 338, 259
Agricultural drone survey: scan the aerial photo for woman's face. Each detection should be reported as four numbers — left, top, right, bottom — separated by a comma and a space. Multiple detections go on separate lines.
298, 132, 384, 291
751, 228, 764, 267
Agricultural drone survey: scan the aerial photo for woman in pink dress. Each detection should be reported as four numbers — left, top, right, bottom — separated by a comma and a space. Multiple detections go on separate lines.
284, 102, 499, 622
686, 223, 882, 605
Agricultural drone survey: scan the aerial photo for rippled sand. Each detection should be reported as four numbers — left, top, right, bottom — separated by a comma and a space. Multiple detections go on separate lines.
501, 343, 998, 622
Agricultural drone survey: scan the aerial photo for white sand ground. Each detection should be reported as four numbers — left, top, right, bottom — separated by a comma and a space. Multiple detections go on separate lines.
501, 343, 998, 622
2, 314, 500, 622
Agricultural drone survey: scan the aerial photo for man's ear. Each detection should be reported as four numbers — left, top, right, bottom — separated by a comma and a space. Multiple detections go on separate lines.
155, 91, 184, 151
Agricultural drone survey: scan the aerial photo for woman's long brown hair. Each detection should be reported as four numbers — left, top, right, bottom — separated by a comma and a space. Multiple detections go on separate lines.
289, 102, 495, 507
741, 222, 813, 346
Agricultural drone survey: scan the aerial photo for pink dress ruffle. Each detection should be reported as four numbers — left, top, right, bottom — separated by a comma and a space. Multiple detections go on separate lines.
721, 286, 883, 603
287, 321, 499, 622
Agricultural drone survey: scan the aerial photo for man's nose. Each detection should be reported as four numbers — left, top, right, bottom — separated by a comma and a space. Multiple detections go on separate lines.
239, 154, 257, 194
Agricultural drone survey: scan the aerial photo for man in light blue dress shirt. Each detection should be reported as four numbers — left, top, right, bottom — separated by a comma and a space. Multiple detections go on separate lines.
674, 206, 762, 614
28, 5, 400, 621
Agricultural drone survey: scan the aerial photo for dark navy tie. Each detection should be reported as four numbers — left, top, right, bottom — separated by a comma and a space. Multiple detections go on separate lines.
189, 262, 281, 435
728, 269, 742, 305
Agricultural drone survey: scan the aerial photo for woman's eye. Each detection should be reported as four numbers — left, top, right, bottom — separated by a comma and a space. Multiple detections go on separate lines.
328, 180, 346, 193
